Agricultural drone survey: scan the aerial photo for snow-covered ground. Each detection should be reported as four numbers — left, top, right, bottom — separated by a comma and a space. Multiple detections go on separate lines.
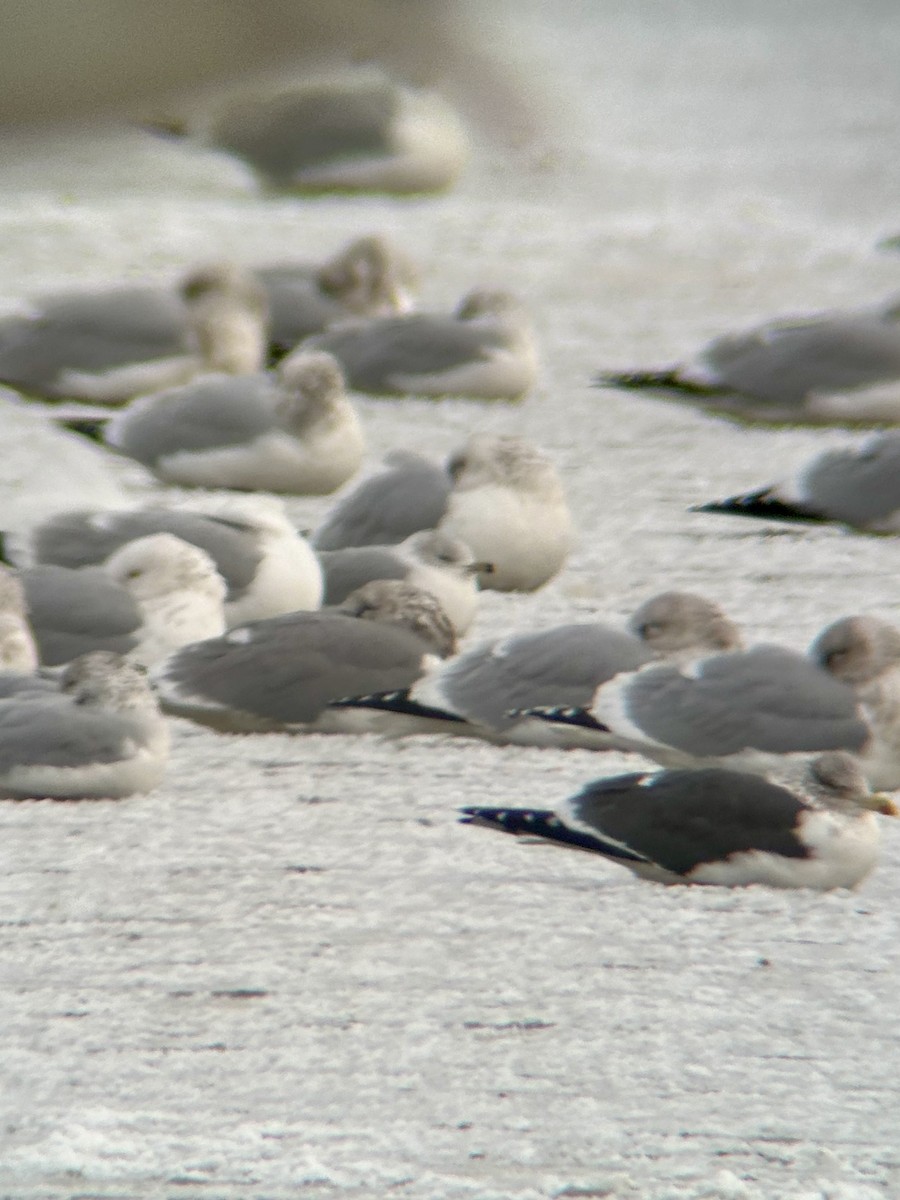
2, 3, 900, 1196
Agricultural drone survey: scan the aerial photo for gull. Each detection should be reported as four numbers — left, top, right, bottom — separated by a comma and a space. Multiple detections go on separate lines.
461, 752, 895, 890
104, 349, 365, 493
695, 429, 900, 533
303, 289, 538, 400
152, 580, 456, 733
0, 650, 169, 800
518, 642, 869, 769
55, 262, 270, 404
810, 615, 900, 789
438, 433, 573, 592
158, 68, 469, 195
27, 494, 323, 626
596, 295, 900, 425
319, 530, 489, 635
22, 533, 227, 667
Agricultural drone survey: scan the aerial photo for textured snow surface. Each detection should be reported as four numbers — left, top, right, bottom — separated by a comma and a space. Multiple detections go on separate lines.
2, 3, 900, 1197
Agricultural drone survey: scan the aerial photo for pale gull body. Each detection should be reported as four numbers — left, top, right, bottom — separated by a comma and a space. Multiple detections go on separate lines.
28, 494, 323, 626
810, 615, 900, 789
0, 566, 38, 672
0, 236, 417, 398
696, 430, 900, 533
597, 296, 900, 425
438, 433, 573, 592
0, 651, 169, 800
154, 580, 455, 733
461, 752, 894, 890
166, 70, 469, 196
319, 530, 486, 635
304, 289, 537, 400
55, 262, 270, 405
105, 350, 364, 493
22, 534, 227, 667
312, 451, 452, 550
521, 643, 869, 770
331, 591, 743, 742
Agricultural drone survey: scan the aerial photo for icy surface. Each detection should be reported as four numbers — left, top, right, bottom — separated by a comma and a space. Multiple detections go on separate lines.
2, 2, 900, 1197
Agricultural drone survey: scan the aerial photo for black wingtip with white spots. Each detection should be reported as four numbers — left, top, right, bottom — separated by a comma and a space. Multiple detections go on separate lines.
459, 806, 643, 861
691, 488, 826, 524
510, 704, 611, 731
331, 688, 468, 723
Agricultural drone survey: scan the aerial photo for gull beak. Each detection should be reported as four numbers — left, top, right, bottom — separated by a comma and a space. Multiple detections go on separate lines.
389, 286, 416, 315
866, 792, 899, 816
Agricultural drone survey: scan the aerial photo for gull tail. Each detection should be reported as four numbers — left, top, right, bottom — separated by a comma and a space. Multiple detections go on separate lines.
692, 488, 827, 524
459, 806, 641, 860
593, 368, 718, 395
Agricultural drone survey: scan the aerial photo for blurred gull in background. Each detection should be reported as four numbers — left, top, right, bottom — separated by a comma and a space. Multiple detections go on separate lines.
104, 349, 365, 494
695, 430, 900, 533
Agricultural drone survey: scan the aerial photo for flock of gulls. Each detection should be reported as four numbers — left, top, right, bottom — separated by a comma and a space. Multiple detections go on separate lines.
5, 99, 900, 895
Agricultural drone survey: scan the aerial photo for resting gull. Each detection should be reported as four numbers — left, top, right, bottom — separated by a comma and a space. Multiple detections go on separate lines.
810, 615, 900, 788
695, 430, 900, 534
0, 235, 417, 398
153, 580, 456, 733
22, 533, 227, 667
439, 433, 573, 591
319, 530, 488, 635
55, 262, 270, 405
461, 752, 895, 890
104, 349, 365, 493
312, 450, 452, 551
158, 69, 469, 196
596, 295, 900, 425
331, 590, 743, 743
303, 288, 538, 400
519, 643, 870, 770
27, 495, 323, 626
0, 650, 169, 800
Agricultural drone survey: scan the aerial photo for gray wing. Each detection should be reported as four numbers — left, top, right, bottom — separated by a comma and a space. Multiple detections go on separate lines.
306, 314, 504, 393
156, 610, 431, 725
105, 374, 276, 464
800, 431, 900, 526
313, 452, 451, 549
33, 508, 262, 599
0, 699, 141, 771
567, 769, 809, 874
319, 546, 409, 604
22, 565, 140, 665
0, 286, 185, 397
702, 313, 900, 404
210, 82, 398, 185
618, 646, 868, 757
257, 264, 351, 353
442, 623, 655, 730
0, 672, 61, 700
